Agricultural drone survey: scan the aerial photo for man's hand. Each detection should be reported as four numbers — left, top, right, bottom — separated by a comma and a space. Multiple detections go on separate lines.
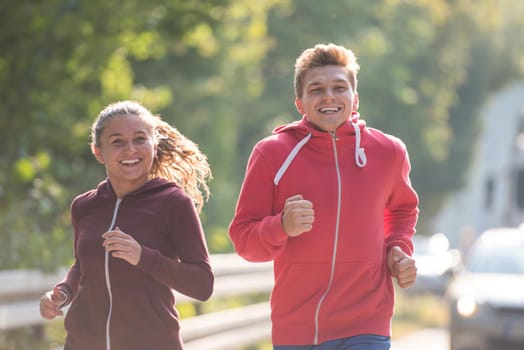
387, 246, 417, 288
282, 194, 315, 237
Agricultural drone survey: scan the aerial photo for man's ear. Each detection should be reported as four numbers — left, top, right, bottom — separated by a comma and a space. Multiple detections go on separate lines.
353, 92, 359, 111
92, 144, 105, 164
295, 98, 304, 115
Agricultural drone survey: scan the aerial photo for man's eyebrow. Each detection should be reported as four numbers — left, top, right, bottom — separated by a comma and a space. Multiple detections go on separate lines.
306, 81, 323, 88
307, 78, 349, 87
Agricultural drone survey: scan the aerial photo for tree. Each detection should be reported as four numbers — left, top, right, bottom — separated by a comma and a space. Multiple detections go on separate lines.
1, 0, 523, 273
0, 0, 233, 269
236, 0, 524, 233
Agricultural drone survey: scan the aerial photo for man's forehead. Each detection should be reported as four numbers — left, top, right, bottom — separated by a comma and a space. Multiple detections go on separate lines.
304, 66, 349, 82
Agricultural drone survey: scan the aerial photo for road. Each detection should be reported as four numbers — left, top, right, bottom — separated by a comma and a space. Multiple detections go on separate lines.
392, 328, 449, 350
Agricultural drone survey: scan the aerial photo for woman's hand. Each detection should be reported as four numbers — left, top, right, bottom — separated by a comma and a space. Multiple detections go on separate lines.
102, 227, 142, 266
40, 286, 67, 320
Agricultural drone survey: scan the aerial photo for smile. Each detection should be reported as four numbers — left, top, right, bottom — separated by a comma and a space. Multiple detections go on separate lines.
120, 159, 140, 165
319, 107, 342, 113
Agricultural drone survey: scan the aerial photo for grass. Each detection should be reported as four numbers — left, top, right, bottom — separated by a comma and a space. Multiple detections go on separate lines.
392, 289, 449, 338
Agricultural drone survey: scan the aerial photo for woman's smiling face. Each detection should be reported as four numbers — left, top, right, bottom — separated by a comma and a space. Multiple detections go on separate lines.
92, 113, 157, 197
295, 65, 358, 132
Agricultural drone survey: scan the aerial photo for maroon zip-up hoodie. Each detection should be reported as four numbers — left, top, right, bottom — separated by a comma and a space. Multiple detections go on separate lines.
56, 178, 213, 350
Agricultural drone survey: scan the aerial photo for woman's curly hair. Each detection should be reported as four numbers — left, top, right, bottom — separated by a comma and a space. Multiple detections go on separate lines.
91, 100, 212, 212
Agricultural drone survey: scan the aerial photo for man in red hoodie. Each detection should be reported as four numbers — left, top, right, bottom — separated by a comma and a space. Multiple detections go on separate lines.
229, 43, 419, 349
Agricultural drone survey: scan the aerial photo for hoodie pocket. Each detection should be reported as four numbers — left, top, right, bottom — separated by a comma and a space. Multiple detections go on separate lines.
323, 261, 393, 325
270, 263, 329, 324
270, 260, 392, 328
64, 285, 108, 337
110, 286, 179, 338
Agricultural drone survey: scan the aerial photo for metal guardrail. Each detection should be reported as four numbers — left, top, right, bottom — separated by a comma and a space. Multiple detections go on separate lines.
183, 302, 271, 350
0, 254, 274, 349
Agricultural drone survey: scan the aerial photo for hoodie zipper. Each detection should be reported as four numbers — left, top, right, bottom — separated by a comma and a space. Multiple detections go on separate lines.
313, 131, 343, 344
104, 197, 122, 350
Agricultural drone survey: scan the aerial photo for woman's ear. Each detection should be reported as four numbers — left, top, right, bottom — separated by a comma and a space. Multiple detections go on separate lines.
295, 98, 304, 115
92, 144, 105, 164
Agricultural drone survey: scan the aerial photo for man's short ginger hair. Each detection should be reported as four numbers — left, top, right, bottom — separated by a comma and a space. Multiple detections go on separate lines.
294, 43, 360, 99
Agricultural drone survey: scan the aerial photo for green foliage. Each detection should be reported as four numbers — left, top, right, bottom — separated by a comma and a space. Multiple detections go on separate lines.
0, 0, 235, 269
0, 326, 50, 350
256, 0, 524, 233
393, 290, 448, 335
1, 0, 523, 276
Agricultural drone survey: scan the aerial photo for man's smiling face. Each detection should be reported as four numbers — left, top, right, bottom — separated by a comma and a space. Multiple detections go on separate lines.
295, 65, 358, 132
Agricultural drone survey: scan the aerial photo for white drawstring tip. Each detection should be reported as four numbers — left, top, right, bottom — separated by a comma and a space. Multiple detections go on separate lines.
356, 148, 367, 168
352, 123, 367, 168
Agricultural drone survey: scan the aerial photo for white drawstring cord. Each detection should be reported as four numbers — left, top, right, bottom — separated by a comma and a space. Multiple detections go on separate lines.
352, 122, 367, 167
274, 133, 312, 185
274, 124, 366, 186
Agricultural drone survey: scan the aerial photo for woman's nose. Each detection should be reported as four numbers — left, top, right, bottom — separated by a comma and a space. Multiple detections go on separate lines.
125, 141, 137, 152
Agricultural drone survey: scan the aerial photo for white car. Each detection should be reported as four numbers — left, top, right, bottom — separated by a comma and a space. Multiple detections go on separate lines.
447, 227, 524, 350
410, 233, 461, 295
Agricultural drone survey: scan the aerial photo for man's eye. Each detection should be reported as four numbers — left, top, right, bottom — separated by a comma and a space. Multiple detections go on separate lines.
111, 139, 124, 145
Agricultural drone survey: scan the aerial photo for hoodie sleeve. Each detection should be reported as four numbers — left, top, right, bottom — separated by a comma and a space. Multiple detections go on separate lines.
384, 142, 419, 255
55, 197, 83, 304
137, 192, 214, 301
228, 144, 289, 262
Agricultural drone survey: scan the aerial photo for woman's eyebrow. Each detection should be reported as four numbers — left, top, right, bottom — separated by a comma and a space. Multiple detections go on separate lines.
107, 130, 148, 138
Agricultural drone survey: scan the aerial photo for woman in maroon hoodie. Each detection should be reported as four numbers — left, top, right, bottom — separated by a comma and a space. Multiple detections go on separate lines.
229, 43, 419, 349
39, 100, 214, 350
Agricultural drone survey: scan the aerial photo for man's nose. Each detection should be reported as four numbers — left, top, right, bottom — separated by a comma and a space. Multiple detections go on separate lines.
323, 88, 335, 98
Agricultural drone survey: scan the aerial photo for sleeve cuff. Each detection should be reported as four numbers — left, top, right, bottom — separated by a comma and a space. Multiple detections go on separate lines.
137, 245, 160, 273
387, 239, 413, 256
263, 213, 289, 245
56, 284, 72, 308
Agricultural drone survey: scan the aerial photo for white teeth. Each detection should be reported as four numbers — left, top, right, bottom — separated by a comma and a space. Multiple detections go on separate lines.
320, 107, 340, 113
121, 159, 139, 165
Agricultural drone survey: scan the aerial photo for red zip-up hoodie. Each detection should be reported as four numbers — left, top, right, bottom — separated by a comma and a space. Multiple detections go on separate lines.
56, 178, 213, 350
229, 115, 419, 345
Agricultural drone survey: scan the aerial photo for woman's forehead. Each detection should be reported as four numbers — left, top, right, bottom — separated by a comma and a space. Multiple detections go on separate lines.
102, 114, 154, 136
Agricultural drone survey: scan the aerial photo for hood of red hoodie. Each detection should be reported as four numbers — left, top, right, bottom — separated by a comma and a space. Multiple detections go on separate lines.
271, 112, 368, 169
273, 112, 366, 137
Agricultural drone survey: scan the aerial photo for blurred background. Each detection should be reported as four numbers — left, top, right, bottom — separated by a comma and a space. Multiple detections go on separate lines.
1, 0, 524, 349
